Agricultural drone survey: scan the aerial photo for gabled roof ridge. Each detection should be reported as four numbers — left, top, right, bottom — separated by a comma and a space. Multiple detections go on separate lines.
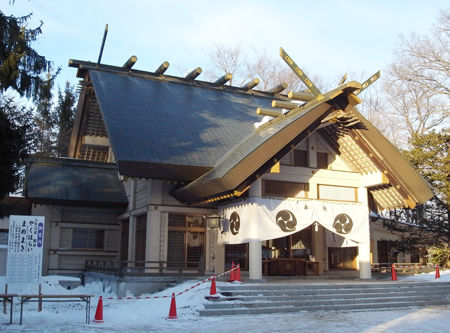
69, 59, 288, 100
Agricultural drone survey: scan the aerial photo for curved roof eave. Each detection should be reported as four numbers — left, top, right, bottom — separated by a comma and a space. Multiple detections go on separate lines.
173, 82, 363, 203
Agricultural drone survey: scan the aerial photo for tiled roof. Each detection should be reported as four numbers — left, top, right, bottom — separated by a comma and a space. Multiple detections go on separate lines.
25, 158, 128, 205
90, 70, 275, 168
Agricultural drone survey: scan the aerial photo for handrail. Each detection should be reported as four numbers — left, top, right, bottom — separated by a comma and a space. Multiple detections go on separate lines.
84, 259, 205, 277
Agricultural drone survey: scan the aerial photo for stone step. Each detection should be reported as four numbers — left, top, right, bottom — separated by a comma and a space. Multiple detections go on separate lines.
204, 294, 449, 310
219, 285, 450, 297
206, 291, 449, 306
200, 282, 450, 316
199, 299, 450, 316
218, 282, 450, 292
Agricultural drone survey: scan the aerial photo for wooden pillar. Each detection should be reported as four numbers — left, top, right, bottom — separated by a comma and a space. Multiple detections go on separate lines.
145, 180, 163, 269
358, 186, 371, 279
249, 240, 262, 280
248, 179, 263, 279
127, 216, 136, 261
128, 179, 137, 261
146, 210, 161, 263
358, 242, 371, 279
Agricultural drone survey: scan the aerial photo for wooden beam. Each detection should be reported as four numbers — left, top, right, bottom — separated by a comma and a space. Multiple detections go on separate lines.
214, 73, 232, 85
353, 71, 381, 95
256, 108, 283, 117
288, 90, 315, 101
268, 83, 288, 93
338, 73, 347, 85
154, 61, 169, 75
122, 55, 137, 70
280, 47, 321, 96
321, 110, 346, 123
361, 172, 390, 187
271, 100, 299, 110
185, 67, 202, 80
242, 78, 260, 90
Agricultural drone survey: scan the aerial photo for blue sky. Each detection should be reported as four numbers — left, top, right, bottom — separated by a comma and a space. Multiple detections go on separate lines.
2, 0, 448, 90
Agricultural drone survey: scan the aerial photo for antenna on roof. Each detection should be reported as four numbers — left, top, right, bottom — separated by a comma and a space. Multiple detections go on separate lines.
97, 24, 109, 65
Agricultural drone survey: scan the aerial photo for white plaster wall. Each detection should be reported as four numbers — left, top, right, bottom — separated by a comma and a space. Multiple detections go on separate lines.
31, 204, 122, 275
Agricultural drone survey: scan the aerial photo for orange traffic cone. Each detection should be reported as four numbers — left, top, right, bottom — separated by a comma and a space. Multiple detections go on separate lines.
167, 293, 178, 319
228, 261, 236, 282
93, 296, 104, 323
435, 265, 440, 279
391, 264, 397, 281
205, 275, 219, 300
235, 264, 241, 282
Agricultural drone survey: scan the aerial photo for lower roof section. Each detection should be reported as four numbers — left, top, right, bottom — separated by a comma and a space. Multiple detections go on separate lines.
25, 158, 128, 207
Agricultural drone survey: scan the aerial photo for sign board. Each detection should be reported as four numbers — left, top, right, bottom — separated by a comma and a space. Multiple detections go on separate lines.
6, 215, 45, 284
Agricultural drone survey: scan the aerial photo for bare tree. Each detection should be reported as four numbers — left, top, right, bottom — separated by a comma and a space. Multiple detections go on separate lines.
205, 44, 245, 85
384, 9, 450, 146
243, 48, 304, 91
205, 45, 318, 92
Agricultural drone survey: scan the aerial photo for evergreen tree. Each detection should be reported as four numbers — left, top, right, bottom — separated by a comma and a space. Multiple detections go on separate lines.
0, 9, 57, 199
55, 82, 77, 157
33, 70, 57, 157
384, 130, 450, 262
0, 11, 56, 100
0, 98, 37, 199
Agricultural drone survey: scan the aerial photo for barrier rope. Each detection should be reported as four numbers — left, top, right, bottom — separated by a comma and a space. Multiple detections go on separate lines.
101, 265, 239, 300
394, 264, 439, 269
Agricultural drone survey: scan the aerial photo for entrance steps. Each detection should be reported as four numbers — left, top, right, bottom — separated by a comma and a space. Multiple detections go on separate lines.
199, 282, 450, 316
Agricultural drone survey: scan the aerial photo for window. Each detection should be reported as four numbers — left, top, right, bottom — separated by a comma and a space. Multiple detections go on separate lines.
79, 144, 108, 161
72, 229, 104, 249
317, 184, 357, 202
263, 180, 309, 198
316, 152, 329, 169
293, 150, 308, 167
167, 214, 206, 269
281, 150, 308, 167
225, 243, 248, 270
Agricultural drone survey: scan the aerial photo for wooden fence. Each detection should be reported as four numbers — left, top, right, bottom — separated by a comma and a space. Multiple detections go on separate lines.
85, 259, 205, 277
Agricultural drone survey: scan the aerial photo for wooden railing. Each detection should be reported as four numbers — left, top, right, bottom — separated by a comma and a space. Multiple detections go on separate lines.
85, 259, 205, 277
371, 263, 435, 273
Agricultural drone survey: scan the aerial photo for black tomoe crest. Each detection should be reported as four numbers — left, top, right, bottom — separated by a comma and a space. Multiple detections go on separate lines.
276, 210, 297, 232
333, 213, 353, 234
229, 211, 240, 235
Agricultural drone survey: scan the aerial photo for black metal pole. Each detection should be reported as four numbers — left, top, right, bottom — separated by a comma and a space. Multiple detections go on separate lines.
97, 24, 108, 65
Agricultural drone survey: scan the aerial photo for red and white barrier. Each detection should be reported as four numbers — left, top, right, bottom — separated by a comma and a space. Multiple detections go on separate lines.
97, 264, 239, 301
89, 264, 240, 322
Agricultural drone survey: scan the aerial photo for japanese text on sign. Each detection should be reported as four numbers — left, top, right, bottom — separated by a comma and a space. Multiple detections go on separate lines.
6, 215, 45, 284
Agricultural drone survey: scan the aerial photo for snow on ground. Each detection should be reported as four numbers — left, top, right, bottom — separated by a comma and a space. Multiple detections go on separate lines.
1, 271, 450, 332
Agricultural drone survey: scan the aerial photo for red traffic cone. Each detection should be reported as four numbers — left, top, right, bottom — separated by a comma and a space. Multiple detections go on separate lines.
167, 293, 178, 319
228, 261, 236, 282
391, 264, 397, 281
435, 265, 440, 279
93, 296, 104, 323
205, 275, 219, 300
235, 264, 241, 282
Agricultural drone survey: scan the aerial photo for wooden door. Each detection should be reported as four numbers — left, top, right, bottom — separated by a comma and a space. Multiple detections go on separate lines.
328, 247, 357, 270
